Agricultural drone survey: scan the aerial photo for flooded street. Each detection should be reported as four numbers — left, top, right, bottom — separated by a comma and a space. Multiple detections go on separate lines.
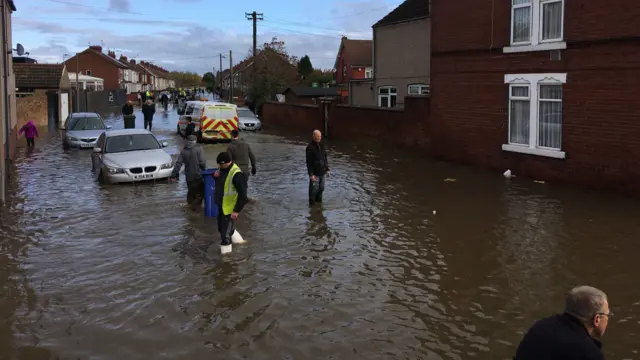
2, 105, 640, 359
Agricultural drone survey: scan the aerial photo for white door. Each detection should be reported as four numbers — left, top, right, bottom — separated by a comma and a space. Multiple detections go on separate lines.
60, 93, 69, 129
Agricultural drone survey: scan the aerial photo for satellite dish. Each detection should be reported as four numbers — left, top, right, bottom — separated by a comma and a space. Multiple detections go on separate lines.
16, 43, 24, 56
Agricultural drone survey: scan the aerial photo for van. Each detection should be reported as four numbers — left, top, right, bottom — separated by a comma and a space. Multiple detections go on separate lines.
176, 101, 239, 143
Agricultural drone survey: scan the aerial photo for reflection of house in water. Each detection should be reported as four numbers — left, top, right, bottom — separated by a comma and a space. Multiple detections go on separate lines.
498, 190, 565, 303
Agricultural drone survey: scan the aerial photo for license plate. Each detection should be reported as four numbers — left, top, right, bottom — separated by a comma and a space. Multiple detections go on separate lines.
134, 174, 154, 180
80, 143, 93, 148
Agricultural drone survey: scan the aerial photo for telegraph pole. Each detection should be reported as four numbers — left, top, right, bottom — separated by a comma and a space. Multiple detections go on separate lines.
245, 11, 263, 57
245, 11, 263, 87
218, 53, 226, 90
229, 50, 233, 103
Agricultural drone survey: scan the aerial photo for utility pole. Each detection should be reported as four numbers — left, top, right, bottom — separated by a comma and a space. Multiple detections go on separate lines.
218, 53, 226, 90
75, 53, 80, 111
229, 50, 233, 103
245, 11, 263, 87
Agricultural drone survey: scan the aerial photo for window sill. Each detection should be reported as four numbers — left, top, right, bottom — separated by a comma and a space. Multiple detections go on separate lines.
502, 144, 566, 159
503, 42, 567, 54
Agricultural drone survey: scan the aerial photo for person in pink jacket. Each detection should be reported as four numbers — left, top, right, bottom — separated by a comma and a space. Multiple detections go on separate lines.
18, 120, 39, 147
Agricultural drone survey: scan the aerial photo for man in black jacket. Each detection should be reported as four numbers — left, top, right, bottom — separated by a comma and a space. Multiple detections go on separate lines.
169, 135, 207, 210
122, 100, 134, 116
141, 99, 155, 131
514, 285, 610, 360
306, 129, 329, 206
213, 152, 248, 254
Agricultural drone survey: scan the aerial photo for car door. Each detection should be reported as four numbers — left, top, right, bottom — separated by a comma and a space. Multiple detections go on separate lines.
91, 133, 106, 176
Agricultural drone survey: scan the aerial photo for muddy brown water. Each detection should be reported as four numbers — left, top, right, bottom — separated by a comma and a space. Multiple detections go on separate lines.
1, 107, 640, 359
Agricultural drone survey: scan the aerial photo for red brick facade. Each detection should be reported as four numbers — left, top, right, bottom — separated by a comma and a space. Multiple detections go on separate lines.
64, 46, 121, 90
430, 0, 640, 194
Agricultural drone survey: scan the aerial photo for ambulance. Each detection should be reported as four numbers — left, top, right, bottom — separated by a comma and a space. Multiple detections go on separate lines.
176, 101, 239, 143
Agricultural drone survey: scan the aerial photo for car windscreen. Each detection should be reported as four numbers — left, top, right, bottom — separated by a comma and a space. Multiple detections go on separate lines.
205, 107, 236, 119
238, 109, 255, 118
104, 134, 160, 153
68, 116, 105, 130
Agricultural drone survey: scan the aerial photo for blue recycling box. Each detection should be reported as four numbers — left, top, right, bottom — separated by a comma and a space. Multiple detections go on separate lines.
201, 168, 218, 217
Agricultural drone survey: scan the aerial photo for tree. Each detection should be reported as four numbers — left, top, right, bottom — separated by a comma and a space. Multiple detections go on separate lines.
202, 71, 216, 91
168, 71, 203, 87
297, 55, 313, 79
302, 69, 333, 87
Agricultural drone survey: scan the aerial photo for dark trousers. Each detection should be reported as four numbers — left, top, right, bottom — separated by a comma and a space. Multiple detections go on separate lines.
26, 138, 34, 147
186, 179, 204, 210
308, 175, 325, 204
144, 118, 153, 131
217, 207, 235, 246
239, 166, 250, 188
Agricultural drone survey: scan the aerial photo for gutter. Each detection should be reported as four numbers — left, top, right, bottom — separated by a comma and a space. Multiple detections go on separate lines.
1, 0, 9, 203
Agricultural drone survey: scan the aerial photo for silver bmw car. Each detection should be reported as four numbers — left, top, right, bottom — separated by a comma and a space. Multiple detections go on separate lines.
91, 129, 173, 184
62, 112, 112, 150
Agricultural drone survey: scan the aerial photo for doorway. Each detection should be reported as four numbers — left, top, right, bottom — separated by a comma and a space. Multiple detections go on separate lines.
46, 91, 59, 131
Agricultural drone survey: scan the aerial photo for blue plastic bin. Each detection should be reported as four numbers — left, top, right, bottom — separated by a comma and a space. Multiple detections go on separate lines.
201, 168, 218, 217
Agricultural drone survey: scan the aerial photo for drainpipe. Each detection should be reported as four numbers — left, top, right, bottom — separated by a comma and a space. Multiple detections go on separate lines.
1, 0, 9, 204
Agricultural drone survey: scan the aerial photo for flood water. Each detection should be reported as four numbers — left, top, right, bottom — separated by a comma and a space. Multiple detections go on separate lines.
1, 103, 640, 359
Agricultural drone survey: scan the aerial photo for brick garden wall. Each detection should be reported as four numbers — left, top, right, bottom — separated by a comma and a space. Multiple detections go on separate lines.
261, 96, 430, 150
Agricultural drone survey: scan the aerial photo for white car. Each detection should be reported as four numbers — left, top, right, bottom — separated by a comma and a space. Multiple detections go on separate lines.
91, 129, 173, 184
237, 107, 261, 131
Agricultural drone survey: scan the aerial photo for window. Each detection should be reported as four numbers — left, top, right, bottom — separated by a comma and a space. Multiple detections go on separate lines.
506, 0, 565, 53
85, 70, 92, 76
342, 66, 347, 77
378, 86, 397, 108
503, 73, 567, 159
105, 134, 161, 154
67, 115, 106, 131
365, 67, 372, 79
408, 84, 429, 95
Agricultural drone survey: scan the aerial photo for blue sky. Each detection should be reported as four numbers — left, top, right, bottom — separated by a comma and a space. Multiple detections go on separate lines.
13, 0, 403, 74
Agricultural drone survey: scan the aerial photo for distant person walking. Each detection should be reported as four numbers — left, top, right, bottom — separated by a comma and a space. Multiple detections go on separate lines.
18, 120, 38, 147
169, 134, 207, 210
514, 285, 610, 360
141, 99, 155, 131
306, 129, 329, 206
122, 100, 134, 116
213, 152, 248, 254
227, 130, 256, 188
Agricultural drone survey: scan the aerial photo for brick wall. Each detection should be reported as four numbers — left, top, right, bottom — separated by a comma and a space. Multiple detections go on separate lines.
64, 51, 121, 90
261, 96, 430, 150
430, 0, 640, 195
16, 95, 48, 128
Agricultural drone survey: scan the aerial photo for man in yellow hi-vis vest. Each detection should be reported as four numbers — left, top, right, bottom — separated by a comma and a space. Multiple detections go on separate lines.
212, 151, 248, 254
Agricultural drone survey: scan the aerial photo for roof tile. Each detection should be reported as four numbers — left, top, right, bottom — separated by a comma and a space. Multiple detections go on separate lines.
14, 63, 64, 89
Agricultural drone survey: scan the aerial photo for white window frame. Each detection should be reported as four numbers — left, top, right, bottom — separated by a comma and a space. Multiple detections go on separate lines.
377, 86, 397, 108
408, 84, 429, 95
364, 67, 372, 79
503, 73, 567, 159
504, 0, 566, 53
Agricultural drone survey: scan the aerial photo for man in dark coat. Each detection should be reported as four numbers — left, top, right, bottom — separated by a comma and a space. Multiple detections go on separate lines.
122, 100, 134, 115
141, 99, 155, 131
514, 285, 610, 360
227, 130, 256, 188
169, 135, 207, 210
306, 129, 329, 206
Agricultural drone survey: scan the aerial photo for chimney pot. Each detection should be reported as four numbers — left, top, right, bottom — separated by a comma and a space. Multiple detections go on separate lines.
89, 45, 103, 52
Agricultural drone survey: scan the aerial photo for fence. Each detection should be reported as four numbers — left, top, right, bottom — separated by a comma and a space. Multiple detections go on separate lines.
71, 89, 127, 113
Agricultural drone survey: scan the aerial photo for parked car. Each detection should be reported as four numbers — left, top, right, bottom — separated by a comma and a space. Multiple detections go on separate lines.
91, 129, 173, 184
237, 107, 261, 131
62, 112, 112, 150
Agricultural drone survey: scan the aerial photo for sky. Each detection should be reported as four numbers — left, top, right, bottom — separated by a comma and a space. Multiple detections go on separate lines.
13, 0, 404, 75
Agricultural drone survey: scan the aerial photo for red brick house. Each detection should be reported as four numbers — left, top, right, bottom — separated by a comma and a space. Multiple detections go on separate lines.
333, 37, 373, 97
430, 0, 640, 194
63, 46, 128, 90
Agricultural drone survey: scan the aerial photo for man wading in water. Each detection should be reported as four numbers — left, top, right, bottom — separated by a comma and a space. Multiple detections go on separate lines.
213, 152, 248, 254
169, 135, 207, 210
227, 130, 257, 189
306, 130, 330, 206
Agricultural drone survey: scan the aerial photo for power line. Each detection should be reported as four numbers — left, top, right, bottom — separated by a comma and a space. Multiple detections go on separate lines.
267, 5, 393, 23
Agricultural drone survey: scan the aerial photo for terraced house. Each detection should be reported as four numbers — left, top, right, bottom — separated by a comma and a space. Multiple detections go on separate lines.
0, 0, 16, 203
430, 0, 640, 194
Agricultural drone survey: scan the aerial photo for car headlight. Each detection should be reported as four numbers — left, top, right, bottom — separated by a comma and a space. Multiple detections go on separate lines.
160, 162, 173, 169
107, 167, 125, 174
69, 137, 78, 141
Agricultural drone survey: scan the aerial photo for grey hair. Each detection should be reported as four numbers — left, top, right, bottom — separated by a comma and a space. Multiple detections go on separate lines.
564, 285, 608, 321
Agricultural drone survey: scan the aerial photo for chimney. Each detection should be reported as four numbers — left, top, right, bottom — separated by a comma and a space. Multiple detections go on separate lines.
89, 45, 102, 52
119, 55, 128, 62
129, 59, 136, 65
108, 50, 115, 58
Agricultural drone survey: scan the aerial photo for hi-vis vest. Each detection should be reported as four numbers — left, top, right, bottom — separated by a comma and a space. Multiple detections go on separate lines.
222, 163, 242, 215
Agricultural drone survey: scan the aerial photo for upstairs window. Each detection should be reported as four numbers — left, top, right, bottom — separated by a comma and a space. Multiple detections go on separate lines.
508, 0, 565, 52
365, 68, 372, 79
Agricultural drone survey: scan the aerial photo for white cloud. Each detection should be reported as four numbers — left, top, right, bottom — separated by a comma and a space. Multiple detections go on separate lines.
14, 0, 402, 74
